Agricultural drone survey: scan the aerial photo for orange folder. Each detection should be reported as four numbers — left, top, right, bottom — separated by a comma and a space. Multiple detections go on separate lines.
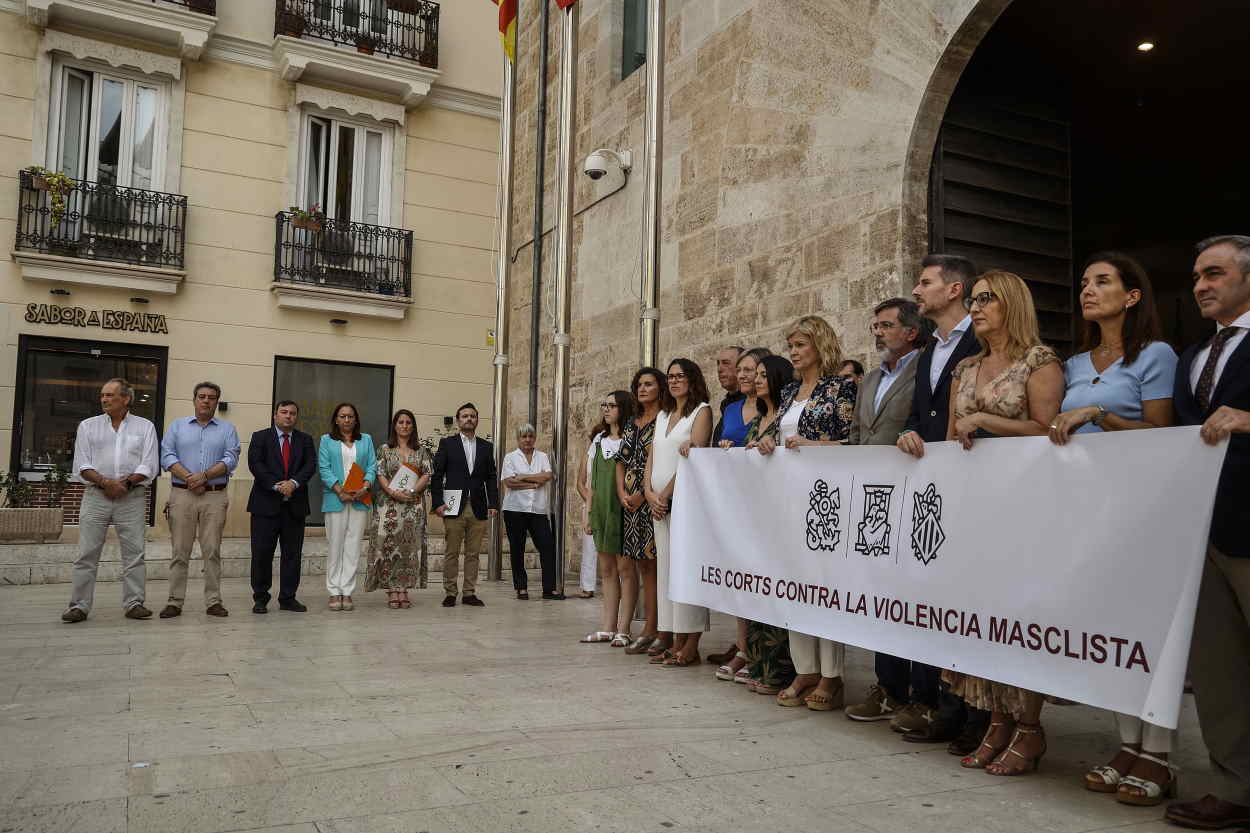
342, 461, 373, 507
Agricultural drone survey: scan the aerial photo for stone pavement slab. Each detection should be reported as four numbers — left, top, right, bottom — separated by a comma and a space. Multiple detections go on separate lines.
0, 577, 1240, 832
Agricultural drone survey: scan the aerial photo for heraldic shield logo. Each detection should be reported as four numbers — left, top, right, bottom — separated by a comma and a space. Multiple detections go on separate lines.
910, 482, 945, 565
805, 479, 841, 551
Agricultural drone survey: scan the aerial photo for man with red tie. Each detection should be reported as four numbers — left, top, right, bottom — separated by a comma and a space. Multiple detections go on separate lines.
247, 400, 317, 613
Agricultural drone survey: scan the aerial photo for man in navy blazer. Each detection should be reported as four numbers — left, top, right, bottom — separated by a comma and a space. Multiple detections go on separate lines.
888, 254, 985, 751
247, 400, 317, 614
1166, 236, 1250, 830
430, 403, 499, 608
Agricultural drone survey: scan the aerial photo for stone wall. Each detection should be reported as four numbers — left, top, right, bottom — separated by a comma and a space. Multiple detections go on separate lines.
504, 0, 989, 555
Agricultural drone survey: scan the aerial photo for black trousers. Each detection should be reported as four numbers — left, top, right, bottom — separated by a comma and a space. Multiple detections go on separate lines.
250, 504, 306, 604
875, 654, 941, 707
504, 510, 558, 593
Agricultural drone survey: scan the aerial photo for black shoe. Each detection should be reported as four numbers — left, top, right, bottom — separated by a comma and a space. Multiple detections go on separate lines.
516, 590, 529, 600
159, 604, 181, 619
252, 603, 268, 614
462, 595, 485, 607
442, 595, 456, 607
541, 592, 566, 600
902, 720, 961, 744
125, 604, 153, 620
61, 607, 86, 623
278, 600, 307, 612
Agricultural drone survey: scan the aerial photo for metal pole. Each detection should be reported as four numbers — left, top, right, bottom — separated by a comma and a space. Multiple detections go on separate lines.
550, 0, 578, 596
488, 46, 517, 583
529, 0, 551, 425
638, 0, 665, 368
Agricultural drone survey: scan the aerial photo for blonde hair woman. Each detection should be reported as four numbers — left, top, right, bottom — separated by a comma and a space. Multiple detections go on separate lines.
756, 315, 858, 711
943, 270, 1064, 775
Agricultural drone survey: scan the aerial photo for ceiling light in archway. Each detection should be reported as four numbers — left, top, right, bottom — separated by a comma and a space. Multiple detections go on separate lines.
1137, 41, 1155, 52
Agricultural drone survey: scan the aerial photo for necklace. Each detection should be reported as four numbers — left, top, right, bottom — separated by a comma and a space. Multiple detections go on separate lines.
1094, 342, 1123, 356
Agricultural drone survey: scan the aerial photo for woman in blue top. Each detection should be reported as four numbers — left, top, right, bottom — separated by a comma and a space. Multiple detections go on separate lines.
318, 402, 377, 612
1047, 253, 1178, 806
717, 347, 771, 451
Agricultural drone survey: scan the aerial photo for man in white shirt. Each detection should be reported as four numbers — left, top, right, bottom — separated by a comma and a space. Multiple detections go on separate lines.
62, 378, 160, 623
500, 424, 561, 600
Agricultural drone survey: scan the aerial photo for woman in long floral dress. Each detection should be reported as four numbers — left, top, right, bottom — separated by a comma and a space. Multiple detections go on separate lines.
365, 409, 432, 608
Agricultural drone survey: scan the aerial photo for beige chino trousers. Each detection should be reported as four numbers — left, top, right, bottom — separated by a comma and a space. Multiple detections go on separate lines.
166, 487, 228, 609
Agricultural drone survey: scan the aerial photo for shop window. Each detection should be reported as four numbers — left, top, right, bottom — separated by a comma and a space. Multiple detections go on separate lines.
49, 60, 168, 191
300, 112, 392, 226
272, 356, 394, 525
622, 0, 647, 81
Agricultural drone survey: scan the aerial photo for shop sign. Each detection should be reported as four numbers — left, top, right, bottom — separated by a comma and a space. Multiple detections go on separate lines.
24, 303, 169, 334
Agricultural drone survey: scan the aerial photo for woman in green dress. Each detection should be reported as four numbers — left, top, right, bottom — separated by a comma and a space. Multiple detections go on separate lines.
741, 355, 797, 693
578, 389, 635, 645
364, 410, 431, 608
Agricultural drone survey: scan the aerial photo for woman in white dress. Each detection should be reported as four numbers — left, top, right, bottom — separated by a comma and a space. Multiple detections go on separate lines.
644, 358, 713, 667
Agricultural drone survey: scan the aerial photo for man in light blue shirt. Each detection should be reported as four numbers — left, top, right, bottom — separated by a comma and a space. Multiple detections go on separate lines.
159, 381, 240, 618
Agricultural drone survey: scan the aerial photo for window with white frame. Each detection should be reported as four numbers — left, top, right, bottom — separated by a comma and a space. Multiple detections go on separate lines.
49, 59, 168, 192
300, 111, 392, 227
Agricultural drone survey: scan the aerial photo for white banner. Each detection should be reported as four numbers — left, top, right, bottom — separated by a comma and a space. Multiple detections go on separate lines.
669, 427, 1226, 728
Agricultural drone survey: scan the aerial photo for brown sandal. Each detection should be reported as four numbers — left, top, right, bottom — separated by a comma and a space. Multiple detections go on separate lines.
387, 591, 401, 609
649, 649, 675, 664
398, 590, 411, 609
777, 679, 818, 707
986, 722, 1046, 776
961, 719, 1016, 769
662, 652, 701, 667
646, 640, 672, 657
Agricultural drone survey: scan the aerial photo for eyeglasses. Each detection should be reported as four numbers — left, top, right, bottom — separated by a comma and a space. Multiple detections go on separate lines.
667, 373, 687, 381
600, 402, 617, 409
869, 321, 898, 334
963, 290, 999, 311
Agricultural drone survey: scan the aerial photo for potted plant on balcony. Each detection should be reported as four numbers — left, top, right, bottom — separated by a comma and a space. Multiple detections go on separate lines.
23, 166, 75, 229
276, 0, 307, 38
290, 204, 324, 233
0, 466, 67, 543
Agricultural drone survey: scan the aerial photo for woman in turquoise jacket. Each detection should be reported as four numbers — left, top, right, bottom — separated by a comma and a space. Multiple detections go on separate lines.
318, 402, 376, 611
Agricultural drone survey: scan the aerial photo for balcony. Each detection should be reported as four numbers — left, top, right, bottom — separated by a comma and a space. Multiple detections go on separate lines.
272, 211, 414, 320
272, 0, 441, 108
23, 0, 218, 60
11, 170, 187, 295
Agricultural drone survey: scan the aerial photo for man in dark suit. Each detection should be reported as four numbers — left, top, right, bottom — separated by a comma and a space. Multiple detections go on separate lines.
247, 400, 316, 614
892, 254, 985, 752
431, 402, 498, 608
1165, 235, 1250, 831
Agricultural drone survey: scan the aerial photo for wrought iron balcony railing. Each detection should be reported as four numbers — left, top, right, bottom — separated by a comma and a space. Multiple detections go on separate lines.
15, 171, 188, 270
274, 212, 413, 298
275, 0, 439, 68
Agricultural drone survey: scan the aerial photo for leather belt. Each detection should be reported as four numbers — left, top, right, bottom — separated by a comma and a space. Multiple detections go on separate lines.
172, 482, 228, 491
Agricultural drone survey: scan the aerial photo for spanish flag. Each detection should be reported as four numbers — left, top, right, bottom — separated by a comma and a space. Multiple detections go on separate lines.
492, 0, 517, 61
554, 0, 578, 7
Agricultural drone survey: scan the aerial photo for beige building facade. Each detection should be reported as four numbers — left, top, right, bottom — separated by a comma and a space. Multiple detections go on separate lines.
0, 0, 504, 578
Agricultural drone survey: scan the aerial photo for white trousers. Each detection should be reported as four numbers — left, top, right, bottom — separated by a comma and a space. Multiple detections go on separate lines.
1116, 713, 1174, 753
789, 631, 844, 678
580, 533, 597, 592
324, 508, 367, 596
654, 516, 709, 633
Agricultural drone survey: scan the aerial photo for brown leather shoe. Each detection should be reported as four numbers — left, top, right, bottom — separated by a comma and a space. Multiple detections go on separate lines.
1166, 795, 1250, 829
61, 607, 86, 623
125, 604, 153, 619
159, 605, 181, 618
206, 603, 229, 617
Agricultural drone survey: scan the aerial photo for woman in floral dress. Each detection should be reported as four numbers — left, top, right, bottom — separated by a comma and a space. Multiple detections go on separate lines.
615, 367, 664, 655
364, 409, 432, 608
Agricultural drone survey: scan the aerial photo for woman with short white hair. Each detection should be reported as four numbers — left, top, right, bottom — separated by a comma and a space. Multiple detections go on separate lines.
500, 424, 563, 600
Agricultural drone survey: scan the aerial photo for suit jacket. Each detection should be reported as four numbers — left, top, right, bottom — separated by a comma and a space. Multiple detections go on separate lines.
246, 426, 317, 517
905, 327, 980, 442
316, 433, 378, 513
850, 355, 919, 446
1174, 332, 1250, 558
430, 434, 499, 520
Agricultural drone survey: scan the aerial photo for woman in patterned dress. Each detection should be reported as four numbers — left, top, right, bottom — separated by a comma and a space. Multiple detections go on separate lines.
364, 410, 432, 608
755, 315, 858, 711
928, 270, 1064, 775
615, 367, 665, 655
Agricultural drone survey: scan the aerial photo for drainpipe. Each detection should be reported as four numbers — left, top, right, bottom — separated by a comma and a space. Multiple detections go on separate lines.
549, 0, 579, 595
638, 0, 665, 367
487, 42, 516, 583
529, 0, 551, 425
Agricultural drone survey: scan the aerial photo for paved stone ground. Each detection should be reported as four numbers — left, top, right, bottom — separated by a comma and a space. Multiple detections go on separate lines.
0, 577, 1239, 833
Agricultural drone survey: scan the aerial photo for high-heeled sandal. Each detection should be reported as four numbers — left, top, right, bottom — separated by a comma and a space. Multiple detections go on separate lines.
715, 652, 748, 681
961, 719, 1016, 769
777, 679, 818, 707
387, 591, 401, 609
1085, 745, 1137, 793
1116, 752, 1177, 806
398, 590, 411, 609
986, 722, 1046, 776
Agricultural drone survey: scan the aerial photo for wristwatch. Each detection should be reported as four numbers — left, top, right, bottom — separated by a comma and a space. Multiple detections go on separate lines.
1091, 405, 1108, 427
123, 478, 136, 491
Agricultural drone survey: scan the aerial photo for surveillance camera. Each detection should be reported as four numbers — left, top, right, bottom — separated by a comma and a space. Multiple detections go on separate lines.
583, 149, 632, 182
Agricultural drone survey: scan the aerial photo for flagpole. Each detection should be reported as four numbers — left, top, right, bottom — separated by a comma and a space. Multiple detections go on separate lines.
487, 32, 517, 583
638, 0, 665, 368
550, 0, 579, 596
